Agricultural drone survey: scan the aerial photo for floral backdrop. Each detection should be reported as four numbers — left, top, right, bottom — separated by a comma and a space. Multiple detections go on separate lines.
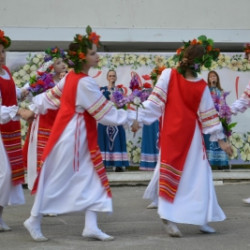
7, 51, 250, 165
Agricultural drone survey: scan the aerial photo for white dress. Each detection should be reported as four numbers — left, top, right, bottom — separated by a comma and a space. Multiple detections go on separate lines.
135, 69, 226, 225
29, 75, 128, 216
0, 74, 25, 207
26, 78, 60, 190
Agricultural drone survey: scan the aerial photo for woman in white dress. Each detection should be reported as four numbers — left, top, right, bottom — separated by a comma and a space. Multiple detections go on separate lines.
230, 45, 250, 204
231, 82, 250, 203
21, 26, 129, 242
0, 105, 26, 232
131, 37, 233, 237
23, 47, 68, 191
0, 30, 26, 232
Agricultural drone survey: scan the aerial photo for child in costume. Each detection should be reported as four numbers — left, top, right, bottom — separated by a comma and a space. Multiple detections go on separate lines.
230, 43, 250, 204
131, 36, 233, 237
23, 47, 68, 190
0, 29, 26, 232
21, 26, 130, 242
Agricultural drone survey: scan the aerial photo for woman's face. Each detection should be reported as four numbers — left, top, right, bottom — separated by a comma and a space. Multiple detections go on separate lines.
208, 72, 218, 87
85, 44, 99, 68
107, 71, 117, 84
53, 58, 67, 74
0, 44, 6, 68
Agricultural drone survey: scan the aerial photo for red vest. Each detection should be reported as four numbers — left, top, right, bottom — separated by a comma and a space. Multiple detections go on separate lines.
159, 69, 206, 202
0, 66, 24, 185
32, 71, 111, 197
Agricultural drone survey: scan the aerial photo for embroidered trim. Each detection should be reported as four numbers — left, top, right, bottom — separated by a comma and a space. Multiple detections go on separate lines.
200, 108, 220, 128
159, 163, 182, 202
88, 96, 113, 120
45, 85, 62, 107
148, 86, 166, 106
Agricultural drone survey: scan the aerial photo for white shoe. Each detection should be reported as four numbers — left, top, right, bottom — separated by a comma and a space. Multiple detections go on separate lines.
200, 224, 216, 234
82, 229, 114, 241
23, 218, 48, 242
0, 221, 11, 232
43, 213, 57, 217
242, 197, 250, 204
162, 220, 182, 237
146, 202, 158, 209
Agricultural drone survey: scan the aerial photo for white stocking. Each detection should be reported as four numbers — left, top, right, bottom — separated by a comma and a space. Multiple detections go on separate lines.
84, 210, 99, 232
27, 214, 43, 230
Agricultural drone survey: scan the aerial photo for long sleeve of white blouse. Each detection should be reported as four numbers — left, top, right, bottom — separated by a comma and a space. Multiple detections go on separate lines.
29, 75, 128, 127
230, 81, 250, 114
128, 68, 171, 125
129, 68, 225, 141
0, 91, 19, 124
198, 86, 225, 141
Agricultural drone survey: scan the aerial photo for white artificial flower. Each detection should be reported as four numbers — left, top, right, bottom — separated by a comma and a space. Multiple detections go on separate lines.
23, 74, 30, 82
137, 55, 150, 66
32, 57, 39, 64
30, 65, 38, 72
230, 133, 244, 149
125, 54, 137, 65
229, 146, 238, 159
240, 143, 250, 161
247, 134, 250, 143
36, 53, 44, 59
30, 71, 37, 77
136, 147, 141, 153
19, 69, 26, 77
153, 55, 166, 67
23, 64, 30, 71
14, 79, 22, 87
97, 56, 108, 68
133, 96, 141, 105
111, 54, 124, 67
13, 72, 19, 78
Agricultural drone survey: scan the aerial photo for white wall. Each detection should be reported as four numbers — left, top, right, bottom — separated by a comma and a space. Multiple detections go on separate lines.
1, 0, 249, 29
1, 0, 250, 51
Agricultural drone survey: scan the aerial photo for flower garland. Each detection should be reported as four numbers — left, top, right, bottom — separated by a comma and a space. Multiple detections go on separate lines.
244, 43, 250, 58
173, 35, 220, 77
67, 25, 101, 73
0, 30, 11, 48
150, 65, 167, 85
229, 132, 250, 161
44, 47, 67, 62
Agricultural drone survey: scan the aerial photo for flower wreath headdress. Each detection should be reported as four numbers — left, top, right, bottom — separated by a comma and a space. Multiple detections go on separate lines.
38, 47, 67, 74
44, 47, 67, 63
68, 25, 101, 73
150, 65, 167, 86
173, 35, 220, 77
38, 47, 68, 74
0, 30, 11, 48
243, 43, 250, 58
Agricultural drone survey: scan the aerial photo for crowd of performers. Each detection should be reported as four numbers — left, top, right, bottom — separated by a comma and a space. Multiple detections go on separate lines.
0, 27, 250, 241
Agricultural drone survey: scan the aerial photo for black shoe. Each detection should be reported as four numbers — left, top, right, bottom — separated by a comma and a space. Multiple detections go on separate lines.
115, 167, 124, 172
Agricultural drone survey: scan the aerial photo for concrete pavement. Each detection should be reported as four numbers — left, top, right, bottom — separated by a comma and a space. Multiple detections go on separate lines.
1, 172, 250, 250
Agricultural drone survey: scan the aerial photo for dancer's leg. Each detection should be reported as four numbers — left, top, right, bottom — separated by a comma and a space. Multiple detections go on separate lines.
82, 210, 114, 241
23, 213, 48, 241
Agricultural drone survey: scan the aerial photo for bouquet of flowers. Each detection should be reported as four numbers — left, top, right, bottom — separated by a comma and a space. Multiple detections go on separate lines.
211, 91, 237, 137
28, 72, 55, 96
111, 84, 130, 109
